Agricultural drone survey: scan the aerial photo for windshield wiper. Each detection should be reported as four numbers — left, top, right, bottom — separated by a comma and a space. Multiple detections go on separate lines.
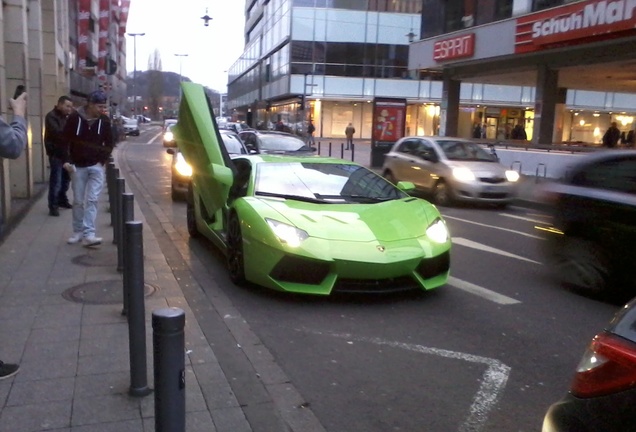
315, 194, 393, 203
255, 191, 327, 204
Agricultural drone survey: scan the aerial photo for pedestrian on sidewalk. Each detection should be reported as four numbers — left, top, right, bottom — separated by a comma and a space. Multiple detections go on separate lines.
45, 95, 74, 216
306, 119, 316, 146
63, 90, 114, 247
345, 122, 355, 150
0, 90, 28, 379
602, 122, 621, 148
511, 121, 527, 140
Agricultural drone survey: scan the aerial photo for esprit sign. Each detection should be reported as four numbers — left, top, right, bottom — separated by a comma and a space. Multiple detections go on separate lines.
433, 33, 475, 62
515, 0, 636, 53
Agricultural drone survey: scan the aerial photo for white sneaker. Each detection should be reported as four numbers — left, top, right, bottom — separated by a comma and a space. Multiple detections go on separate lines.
67, 232, 83, 244
82, 236, 102, 247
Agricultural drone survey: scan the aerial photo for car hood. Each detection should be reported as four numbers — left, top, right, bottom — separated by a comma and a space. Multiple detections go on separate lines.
446, 161, 507, 176
259, 197, 439, 242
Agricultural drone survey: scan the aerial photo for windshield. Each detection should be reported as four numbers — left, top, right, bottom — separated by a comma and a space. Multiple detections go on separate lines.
259, 134, 312, 152
255, 162, 408, 203
221, 133, 247, 154
437, 140, 496, 162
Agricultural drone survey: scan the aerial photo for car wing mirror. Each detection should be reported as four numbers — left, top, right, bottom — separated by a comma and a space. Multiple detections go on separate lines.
166, 148, 176, 155
396, 181, 416, 191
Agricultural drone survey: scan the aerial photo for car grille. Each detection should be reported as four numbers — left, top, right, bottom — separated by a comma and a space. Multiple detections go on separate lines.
478, 192, 508, 199
270, 256, 330, 285
416, 252, 450, 279
479, 177, 506, 184
333, 276, 420, 293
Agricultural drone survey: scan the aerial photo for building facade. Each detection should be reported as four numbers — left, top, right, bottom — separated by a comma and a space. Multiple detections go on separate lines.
0, 0, 130, 234
227, 0, 636, 144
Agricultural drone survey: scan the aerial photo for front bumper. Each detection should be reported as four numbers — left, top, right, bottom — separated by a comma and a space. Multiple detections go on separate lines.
450, 179, 518, 203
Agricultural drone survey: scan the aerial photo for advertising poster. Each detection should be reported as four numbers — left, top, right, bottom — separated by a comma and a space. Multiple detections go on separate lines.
78, 0, 91, 70
98, 0, 110, 80
372, 98, 406, 143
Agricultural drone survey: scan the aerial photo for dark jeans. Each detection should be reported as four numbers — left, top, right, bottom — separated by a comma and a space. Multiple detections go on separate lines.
346, 138, 353, 149
48, 156, 71, 210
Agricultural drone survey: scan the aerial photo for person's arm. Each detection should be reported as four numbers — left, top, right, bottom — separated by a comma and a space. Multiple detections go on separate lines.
0, 115, 27, 159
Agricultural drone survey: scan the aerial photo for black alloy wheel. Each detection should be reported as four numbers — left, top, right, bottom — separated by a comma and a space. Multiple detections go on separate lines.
550, 236, 609, 296
186, 185, 200, 238
227, 212, 246, 285
433, 180, 453, 206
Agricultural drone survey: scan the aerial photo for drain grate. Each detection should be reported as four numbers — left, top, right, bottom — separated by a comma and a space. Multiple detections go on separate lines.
62, 280, 157, 305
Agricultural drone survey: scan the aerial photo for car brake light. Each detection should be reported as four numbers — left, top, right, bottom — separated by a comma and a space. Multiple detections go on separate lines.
570, 332, 636, 398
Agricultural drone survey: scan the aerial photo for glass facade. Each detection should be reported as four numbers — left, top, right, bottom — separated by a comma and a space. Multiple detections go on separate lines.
292, 0, 421, 12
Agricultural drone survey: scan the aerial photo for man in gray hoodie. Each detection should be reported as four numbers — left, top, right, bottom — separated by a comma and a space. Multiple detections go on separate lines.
62, 90, 114, 247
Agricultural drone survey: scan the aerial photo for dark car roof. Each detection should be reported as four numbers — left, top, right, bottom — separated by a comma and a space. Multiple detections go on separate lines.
561, 150, 636, 181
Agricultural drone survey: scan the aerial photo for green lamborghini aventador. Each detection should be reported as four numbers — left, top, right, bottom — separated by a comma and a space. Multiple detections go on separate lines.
174, 83, 451, 295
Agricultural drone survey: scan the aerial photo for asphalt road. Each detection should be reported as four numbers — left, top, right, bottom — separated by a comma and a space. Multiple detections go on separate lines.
119, 125, 619, 432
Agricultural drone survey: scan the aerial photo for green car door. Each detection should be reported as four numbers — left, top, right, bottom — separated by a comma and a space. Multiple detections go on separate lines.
173, 82, 234, 230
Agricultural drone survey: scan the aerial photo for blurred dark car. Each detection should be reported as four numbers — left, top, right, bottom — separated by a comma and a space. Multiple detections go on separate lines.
542, 297, 636, 432
536, 150, 636, 299
167, 129, 248, 200
238, 130, 316, 155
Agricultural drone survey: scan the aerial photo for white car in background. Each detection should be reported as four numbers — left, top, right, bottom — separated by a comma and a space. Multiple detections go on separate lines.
120, 116, 140, 136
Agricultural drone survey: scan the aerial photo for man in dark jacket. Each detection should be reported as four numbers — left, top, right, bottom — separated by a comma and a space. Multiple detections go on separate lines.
62, 90, 114, 247
602, 122, 621, 148
510, 121, 527, 140
45, 96, 73, 216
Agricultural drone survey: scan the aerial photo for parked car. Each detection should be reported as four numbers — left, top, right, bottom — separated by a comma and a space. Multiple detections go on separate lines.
238, 130, 315, 154
176, 82, 451, 295
536, 150, 636, 299
167, 129, 248, 200
382, 136, 519, 207
542, 297, 636, 431
163, 123, 177, 147
121, 116, 140, 136
220, 121, 252, 134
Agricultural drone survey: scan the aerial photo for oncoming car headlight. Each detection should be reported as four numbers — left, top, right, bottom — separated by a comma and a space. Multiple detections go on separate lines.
265, 218, 308, 247
426, 218, 449, 244
452, 167, 476, 182
505, 170, 520, 182
164, 131, 174, 141
175, 153, 193, 177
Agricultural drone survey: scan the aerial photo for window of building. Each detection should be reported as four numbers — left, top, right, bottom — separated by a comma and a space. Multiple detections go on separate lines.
532, 0, 565, 12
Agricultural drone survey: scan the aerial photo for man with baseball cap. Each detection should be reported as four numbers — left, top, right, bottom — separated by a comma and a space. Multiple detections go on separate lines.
62, 90, 114, 247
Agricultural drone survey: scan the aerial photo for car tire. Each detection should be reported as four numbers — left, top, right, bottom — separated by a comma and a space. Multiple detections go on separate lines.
227, 212, 246, 285
384, 170, 396, 184
186, 186, 200, 238
433, 180, 453, 207
550, 236, 609, 295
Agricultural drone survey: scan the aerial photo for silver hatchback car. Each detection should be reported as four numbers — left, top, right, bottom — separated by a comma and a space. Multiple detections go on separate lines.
382, 136, 520, 207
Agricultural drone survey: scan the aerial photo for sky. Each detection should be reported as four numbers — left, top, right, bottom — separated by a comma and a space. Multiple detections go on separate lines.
125, 0, 246, 93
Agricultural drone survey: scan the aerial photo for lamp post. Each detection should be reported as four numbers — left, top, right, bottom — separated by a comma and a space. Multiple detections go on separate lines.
174, 53, 189, 82
127, 32, 145, 116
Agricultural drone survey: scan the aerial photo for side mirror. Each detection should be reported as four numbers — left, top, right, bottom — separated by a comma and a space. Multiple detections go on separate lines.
396, 181, 416, 192
166, 148, 176, 155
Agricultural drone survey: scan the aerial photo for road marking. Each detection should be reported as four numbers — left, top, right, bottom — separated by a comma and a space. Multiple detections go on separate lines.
498, 213, 549, 224
448, 276, 522, 305
149, 131, 162, 144
443, 215, 543, 239
303, 329, 511, 432
452, 237, 542, 265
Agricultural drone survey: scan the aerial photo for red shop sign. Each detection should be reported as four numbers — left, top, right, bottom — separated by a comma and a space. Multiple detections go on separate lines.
433, 33, 476, 62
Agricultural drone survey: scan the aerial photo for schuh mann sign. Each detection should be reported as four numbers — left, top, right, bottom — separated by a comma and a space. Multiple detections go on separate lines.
515, 0, 636, 53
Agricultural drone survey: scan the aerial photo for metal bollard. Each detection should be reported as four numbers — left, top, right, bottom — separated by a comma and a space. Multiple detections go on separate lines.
108, 164, 117, 226
351, 143, 355, 162
318, 141, 321, 155
153, 307, 186, 432
113, 178, 124, 245
340, 143, 344, 159
125, 221, 152, 397
328, 142, 332, 156
118, 193, 135, 274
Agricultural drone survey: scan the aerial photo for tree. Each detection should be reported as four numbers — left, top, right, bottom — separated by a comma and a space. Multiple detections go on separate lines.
146, 49, 164, 119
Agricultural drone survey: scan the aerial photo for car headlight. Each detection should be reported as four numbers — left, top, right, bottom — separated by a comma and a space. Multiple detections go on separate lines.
175, 153, 193, 177
426, 218, 449, 244
164, 131, 174, 141
452, 167, 476, 182
505, 170, 520, 182
265, 218, 308, 247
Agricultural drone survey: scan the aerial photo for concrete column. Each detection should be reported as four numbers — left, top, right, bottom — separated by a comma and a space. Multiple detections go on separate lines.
439, 72, 460, 137
533, 64, 559, 145
5, 0, 31, 198
0, 3, 9, 225
28, 0, 46, 184
552, 88, 567, 143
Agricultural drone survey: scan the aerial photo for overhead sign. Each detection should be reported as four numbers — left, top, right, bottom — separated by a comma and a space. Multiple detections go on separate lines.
515, 0, 636, 53
433, 33, 476, 62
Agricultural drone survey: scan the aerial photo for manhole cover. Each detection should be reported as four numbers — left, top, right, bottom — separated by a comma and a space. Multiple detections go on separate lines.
62, 280, 157, 305
71, 250, 118, 267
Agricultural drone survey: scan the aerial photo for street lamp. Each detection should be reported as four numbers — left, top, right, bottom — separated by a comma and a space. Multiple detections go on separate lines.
127, 32, 145, 116
174, 53, 189, 82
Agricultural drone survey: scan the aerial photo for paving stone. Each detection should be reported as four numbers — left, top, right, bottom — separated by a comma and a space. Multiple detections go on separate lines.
0, 400, 71, 432
7, 377, 75, 406
71, 394, 141, 426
